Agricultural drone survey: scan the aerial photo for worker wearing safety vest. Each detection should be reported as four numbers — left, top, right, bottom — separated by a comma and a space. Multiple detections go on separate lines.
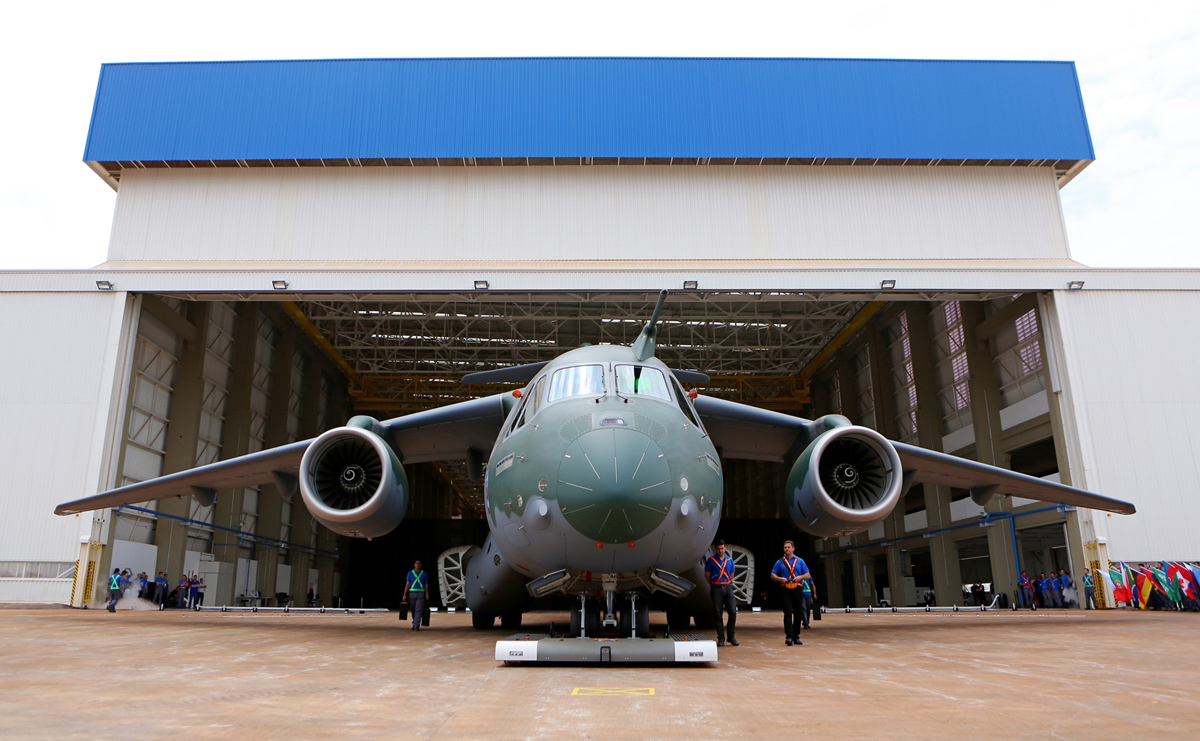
1018, 572, 1035, 609
403, 560, 430, 631
704, 540, 738, 647
106, 568, 122, 612
770, 540, 810, 645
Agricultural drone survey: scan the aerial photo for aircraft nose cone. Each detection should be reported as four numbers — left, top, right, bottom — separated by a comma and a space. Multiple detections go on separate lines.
556, 427, 673, 543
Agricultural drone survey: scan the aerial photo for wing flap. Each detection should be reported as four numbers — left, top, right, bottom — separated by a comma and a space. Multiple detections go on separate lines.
894, 443, 1135, 515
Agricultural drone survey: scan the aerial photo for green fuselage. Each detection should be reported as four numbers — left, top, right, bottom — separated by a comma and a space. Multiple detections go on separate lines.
482, 344, 722, 590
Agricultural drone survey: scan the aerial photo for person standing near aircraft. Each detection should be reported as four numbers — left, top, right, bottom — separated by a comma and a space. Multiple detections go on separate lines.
106, 568, 122, 612
1018, 571, 1035, 609
771, 540, 810, 646
153, 572, 167, 607
800, 572, 815, 630
403, 560, 429, 631
1059, 569, 1074, 607
704, 540, 738, 647
1082, 569, 1097, 609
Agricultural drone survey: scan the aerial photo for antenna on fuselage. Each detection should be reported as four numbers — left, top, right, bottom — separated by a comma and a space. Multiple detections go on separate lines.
632, 290, 668, 361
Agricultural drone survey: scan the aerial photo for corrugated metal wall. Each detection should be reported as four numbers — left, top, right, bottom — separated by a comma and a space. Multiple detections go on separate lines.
1050, 290, 1200, 561
108, 166, 1069, 263
0, 293, 132, 570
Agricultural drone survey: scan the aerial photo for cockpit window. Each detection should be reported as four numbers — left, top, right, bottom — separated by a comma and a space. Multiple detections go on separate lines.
615, 365, 672, 401
670, 375, 703, 429
547, 365, 605, 401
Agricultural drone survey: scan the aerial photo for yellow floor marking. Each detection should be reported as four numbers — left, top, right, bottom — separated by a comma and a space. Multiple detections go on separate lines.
572, 687, 655, 696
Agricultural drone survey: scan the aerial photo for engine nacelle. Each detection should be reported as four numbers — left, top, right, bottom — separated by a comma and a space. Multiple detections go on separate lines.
786, 424, 903, 538
299, 425, 408, 539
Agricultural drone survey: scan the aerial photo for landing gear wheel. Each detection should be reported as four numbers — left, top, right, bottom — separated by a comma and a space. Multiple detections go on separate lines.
500, 611, 522, 631
569, 598, 600, 637
635, 606, 651, 638
472, 611, 495, 630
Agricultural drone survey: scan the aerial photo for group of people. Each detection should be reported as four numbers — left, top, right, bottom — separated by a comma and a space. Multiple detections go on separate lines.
1017, 568, 1086, 609
103, 567, 206, 611
707, 538, 815, 647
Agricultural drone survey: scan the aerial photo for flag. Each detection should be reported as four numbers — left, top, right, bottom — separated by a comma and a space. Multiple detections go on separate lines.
1107, 564, 1131, 604
1134, 568, 1155, 606
1150, 565, 1171, 595
1189, 564, 1200, 597
1123, 563, 1141, 608
1168, 563, 1196, 599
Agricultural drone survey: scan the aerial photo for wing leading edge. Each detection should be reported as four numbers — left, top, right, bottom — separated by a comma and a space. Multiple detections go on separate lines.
55, 393, 511, 516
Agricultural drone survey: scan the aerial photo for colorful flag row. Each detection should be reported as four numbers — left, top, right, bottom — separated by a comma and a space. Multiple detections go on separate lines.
1102, 561, 1199, 606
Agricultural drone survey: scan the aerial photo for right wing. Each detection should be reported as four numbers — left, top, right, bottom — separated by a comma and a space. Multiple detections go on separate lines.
55, 393, 511, 516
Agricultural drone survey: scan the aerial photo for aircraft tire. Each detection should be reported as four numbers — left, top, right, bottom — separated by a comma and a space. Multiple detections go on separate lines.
635, 607, 651, 638
500, 611, 522, 631
472, 611, 495, 630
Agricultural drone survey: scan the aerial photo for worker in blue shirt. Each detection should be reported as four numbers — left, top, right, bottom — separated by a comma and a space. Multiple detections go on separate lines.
1018, 571, 1035, 609
771, 540, 809, 645
1038, 573, 1052, 609
704, 540, 738, 647
154, 573, 168, 607
1050, 573, 1063, 607
106, 568, 122, 612
1059, 569, 1074, 607
403, 560, 430, 631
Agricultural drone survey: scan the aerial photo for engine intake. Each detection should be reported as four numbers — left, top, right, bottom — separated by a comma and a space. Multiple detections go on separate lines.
299, 425, 408, 539
787, 424, 903, 538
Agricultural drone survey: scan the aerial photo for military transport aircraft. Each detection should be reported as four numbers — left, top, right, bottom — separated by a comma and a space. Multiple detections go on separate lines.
57, 291, 1134, 643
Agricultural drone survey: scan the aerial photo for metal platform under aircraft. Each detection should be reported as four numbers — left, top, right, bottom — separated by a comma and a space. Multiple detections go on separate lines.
495, 634, 718, 664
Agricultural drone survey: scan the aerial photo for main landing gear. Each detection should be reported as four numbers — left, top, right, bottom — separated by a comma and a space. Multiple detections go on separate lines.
567, 592, 651, 639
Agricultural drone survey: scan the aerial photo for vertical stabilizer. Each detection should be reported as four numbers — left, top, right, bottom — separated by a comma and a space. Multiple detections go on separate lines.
632, 290, 668, 361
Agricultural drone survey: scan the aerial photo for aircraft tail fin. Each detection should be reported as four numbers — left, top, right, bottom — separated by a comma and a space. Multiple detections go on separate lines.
632, 290, 668, 360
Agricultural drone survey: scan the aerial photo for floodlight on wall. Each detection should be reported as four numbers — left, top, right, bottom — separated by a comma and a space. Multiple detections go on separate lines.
95, 280, 114, 290
1067, 280, 1085, 290
272, 280, 289, 290
474, 280, 490, 290
880, 279, 897, 290
682, 280, 699, 290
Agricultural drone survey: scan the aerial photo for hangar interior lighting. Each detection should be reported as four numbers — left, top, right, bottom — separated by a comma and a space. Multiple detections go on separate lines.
474, 280, 490, 290
682, 280, 699, 290
880, 279, 897, 290
1067, 280, 1085, 290
272, 280, 289, 290
95, 280, 114, 290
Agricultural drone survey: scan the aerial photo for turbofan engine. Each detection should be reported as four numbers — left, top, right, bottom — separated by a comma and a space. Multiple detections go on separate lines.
298, 421, 409, 539
786, 422, 904, 538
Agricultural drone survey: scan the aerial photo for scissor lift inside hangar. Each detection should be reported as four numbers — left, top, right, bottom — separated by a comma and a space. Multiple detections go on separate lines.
495, 634, 718, 664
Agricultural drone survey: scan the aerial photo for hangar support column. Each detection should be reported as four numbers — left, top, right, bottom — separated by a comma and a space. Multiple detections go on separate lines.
290, 352, 324, 601
211, 303, 261, 599
150, 300, 209, 585
906, 303, 963, 606
963, 301, 1020, 602
254, 316, 295, 604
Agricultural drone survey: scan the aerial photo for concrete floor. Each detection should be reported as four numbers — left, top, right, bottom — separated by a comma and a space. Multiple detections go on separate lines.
1, 606, 1197, 738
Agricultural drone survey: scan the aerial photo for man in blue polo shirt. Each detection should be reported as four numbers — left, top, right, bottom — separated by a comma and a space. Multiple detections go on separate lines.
403, 560, 430, 631
704, 540, 738, 647
771, 540, 810, 646
1038, 572, 1052, 609
1050, 572, 1063, 607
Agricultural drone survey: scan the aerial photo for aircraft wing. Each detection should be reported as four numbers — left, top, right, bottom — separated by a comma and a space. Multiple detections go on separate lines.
694, 395, 1135, 515
55, 394, 510, 516
892, 442, 1135, 514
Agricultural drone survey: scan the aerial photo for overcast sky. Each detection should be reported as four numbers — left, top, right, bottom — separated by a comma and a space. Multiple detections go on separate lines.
1, 1, 1196, 270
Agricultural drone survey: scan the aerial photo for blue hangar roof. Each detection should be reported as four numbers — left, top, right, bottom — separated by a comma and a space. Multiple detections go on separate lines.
84, 57, 1093, 166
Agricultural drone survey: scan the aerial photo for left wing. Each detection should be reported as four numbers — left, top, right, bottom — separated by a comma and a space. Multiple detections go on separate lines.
55, 393, 511, 516
695, 395, 1134, 515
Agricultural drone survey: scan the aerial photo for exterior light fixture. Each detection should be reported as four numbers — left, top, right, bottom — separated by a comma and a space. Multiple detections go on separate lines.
682, 280, 698, 290
880, 279, 896, 290
95, 280, 114, 290
474, 280, 490, 290
272, 280, 289, 290
1067, 280, 1085, 290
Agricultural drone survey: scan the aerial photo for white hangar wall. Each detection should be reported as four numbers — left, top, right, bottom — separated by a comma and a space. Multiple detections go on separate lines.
106, 165, 1072, 263
1047, 289, 1200, 562
0, 291, 136, 603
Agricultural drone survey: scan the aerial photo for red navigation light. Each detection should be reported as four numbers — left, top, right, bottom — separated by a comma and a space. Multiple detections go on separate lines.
512, 389, 522, 398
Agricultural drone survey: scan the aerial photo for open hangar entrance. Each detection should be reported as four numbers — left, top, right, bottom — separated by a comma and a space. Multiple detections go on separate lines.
94, 286, 1076, 613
